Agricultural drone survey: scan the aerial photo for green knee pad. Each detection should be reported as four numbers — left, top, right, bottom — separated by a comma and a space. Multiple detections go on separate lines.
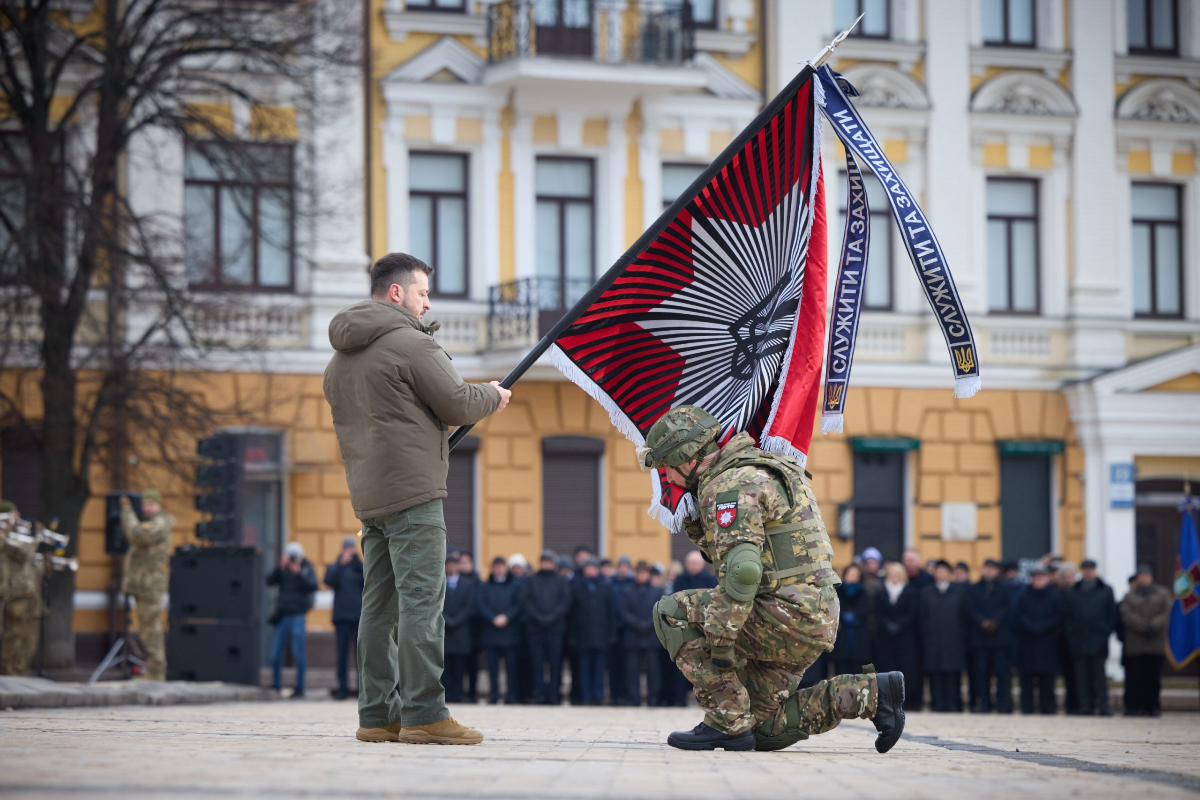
653, 596, 703, 660
755, 691, 811, 752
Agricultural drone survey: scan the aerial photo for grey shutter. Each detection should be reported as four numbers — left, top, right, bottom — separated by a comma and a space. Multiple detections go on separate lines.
542, 436, 603, 558
852, 451, 905, 562
445, 435, 479, 555
1000, 454, 1051, 561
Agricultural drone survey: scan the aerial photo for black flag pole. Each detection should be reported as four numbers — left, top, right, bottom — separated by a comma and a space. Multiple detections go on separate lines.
448, 16, 862, 452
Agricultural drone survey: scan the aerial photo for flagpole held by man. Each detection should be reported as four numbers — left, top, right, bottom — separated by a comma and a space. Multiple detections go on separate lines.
323, 253, 511, 746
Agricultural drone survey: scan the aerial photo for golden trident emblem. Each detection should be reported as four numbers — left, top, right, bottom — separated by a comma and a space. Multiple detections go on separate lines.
954, 345, 975, 373
826, 384, 844, 410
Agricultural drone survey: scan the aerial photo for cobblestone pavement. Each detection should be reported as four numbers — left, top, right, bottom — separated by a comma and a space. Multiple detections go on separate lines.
1, 701, 1197, 799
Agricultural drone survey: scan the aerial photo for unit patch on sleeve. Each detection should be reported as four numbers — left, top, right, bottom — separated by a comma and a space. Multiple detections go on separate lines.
710, 489, 739, 525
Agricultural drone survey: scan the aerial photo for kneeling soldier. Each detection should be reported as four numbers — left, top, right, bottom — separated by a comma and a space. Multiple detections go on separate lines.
640, 406, 905, 752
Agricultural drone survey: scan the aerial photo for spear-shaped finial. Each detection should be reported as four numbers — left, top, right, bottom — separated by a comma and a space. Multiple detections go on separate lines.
806, 14, 864, 69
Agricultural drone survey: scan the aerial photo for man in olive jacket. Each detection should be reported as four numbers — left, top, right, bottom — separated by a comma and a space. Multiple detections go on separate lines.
324, 253, 510, 745
1119, 565, 1173, 716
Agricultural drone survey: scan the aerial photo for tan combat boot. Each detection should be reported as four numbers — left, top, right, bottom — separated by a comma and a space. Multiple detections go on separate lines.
396, 717, 483, 745
356, 720, 404, 743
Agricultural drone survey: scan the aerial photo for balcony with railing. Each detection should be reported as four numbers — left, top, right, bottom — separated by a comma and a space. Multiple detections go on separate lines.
482, 0, 707, 94
487, 0, 696, 66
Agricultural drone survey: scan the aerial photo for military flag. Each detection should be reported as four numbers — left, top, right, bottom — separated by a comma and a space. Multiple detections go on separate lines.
548, 68, 828, 528
1167, 503, 1200, 668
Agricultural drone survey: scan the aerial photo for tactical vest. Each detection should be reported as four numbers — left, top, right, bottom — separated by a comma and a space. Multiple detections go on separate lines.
703, 444, 840, 591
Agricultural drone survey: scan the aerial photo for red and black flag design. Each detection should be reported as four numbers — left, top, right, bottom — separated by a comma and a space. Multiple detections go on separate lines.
548, 70, 829, 528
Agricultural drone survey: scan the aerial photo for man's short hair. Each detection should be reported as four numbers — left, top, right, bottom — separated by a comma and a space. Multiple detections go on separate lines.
370, 252, 433, 298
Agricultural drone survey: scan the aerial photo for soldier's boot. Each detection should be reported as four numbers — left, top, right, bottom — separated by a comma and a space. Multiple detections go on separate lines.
872, 670, 905, 754
356, 720, 405, 743
667, 722, 756, 751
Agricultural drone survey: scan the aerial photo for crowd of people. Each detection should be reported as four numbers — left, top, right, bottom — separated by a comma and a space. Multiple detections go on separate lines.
272, 537, 1175, 716
801, 547, 1175, 717
436, 545, 716, 707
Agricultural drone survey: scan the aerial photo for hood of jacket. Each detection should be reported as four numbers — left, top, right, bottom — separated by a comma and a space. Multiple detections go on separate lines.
328, 300, 427, 353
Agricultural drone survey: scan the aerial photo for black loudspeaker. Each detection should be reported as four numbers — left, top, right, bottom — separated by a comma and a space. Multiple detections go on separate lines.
168, 546, 262, 621
167, 621, 261, 685
104, 492, 142, 555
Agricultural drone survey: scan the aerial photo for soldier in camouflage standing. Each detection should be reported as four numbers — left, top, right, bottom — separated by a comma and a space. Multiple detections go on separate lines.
119, 491, 173, 680
640, 406, 905, 752
0, 500, 14, 648
1, 502, 49, 676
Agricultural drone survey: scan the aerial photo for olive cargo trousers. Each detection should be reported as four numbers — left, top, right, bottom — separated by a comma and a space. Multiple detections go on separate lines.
357, 499, 450, 728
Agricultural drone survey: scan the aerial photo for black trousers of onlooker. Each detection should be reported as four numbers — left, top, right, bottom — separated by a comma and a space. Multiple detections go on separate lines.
1019, 670, 1057, 714
1073, 653, 1109, 714
608, 640, 627, 704
528, 631, 564, 704
334, 621, 358, 696
1123, 654, 1164, 714
1059, 638, 1078, 712
928, 670, 962, 712
485, 646, 519, 703
625, 646, 661, 706
467, 647, 480, 702
972, 647, 1012, 712
576, 647, 606, 704
443, 654, 471, 702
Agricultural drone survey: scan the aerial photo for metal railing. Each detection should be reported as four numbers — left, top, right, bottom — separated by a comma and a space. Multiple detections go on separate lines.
486, 0, 695, 65
488, 276, 591, 350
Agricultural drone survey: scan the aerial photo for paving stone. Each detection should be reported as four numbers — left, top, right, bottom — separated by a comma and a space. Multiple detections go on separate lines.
1, 701, 1198, 799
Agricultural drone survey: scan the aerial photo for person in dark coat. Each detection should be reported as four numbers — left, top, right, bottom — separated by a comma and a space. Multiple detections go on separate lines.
441, 551, 477, 702
873, 562, 922, 711
266, 542, 319, 698
477, 556, 522, 704
1054, 562, 1080, 712
520, 552, 572, 704
619, 561, 664, 706
568, 558, 613, 705
665, 552, 718, 703
1119, 565, 1173, 716
607, 556, 634, 704
832, 563, 873, 676
1063, 559, 1116, 715
920, 560, 966, 712
965, 559, 1013, 713
457, 551, 482, 702
1015, 565, 1062, 714
324, 536, 365, 699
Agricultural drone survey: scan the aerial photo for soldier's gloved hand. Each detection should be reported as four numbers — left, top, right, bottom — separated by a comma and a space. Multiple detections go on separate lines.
710, 643, 739, 671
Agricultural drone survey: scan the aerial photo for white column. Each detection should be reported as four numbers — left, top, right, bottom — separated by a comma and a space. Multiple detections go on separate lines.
640, 115, 662, 232
309, 0, 370, 348
381, 117, 409, 257
1070, 0, 1126, 367
512, 112, 536, 279
773, 0, 828, 97
478, 107, 502, 301
924, 0, 978, 361
603, 114, 630, 269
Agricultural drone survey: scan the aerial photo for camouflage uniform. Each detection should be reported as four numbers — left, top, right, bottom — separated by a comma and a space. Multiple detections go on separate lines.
121, 503, 173, 680
1, 525, 47, 676
661, 430, 878, 737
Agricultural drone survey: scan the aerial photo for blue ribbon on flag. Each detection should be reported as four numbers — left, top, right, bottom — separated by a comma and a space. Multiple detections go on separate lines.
817, 65, 981, 401
821, 151, 870, 434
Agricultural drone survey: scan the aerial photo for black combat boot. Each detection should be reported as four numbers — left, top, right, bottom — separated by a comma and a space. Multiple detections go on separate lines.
667, 722, 756, 751
872, 671, 905, 753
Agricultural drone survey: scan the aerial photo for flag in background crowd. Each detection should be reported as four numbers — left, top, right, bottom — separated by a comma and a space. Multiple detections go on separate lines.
1167, 501, 1200, 669
548, 66, 828, 529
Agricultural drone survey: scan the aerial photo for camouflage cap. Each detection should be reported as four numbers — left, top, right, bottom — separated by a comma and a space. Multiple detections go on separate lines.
637, 405, 720, 470
0, 500, 14, 513
141, 489, 163, 504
